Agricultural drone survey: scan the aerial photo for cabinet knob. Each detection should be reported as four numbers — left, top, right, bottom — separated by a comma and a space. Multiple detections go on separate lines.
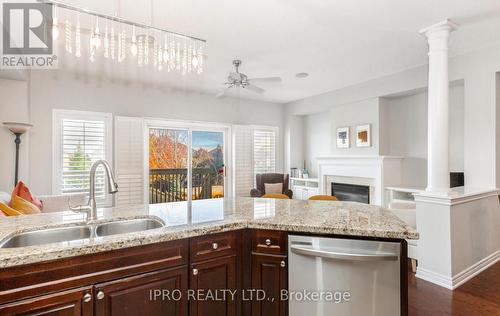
193, 268, 198, 276
97, 291, 105, 300
280, 260, 286, 268
83, 293, 92, 303
212, 242, 218, 250
265, 239, 271, 246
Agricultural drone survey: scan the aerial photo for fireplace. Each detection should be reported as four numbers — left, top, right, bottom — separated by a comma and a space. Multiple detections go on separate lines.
317, 156, 403, 206
331, 182, 370, 204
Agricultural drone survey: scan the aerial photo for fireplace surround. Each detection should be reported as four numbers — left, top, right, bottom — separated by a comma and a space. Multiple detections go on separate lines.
316, 156, 403, 206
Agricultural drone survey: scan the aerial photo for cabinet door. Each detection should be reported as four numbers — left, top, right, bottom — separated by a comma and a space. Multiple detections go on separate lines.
190, 255, 237, 316
251, 254, 287, 316
94, 266, 188, 316
0, 286, 93, 316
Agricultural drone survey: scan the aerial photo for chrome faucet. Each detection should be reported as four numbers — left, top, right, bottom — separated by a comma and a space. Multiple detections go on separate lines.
70, 160, 118, 222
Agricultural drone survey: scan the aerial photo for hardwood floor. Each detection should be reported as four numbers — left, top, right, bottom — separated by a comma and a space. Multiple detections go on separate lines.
408, 262, 500, 316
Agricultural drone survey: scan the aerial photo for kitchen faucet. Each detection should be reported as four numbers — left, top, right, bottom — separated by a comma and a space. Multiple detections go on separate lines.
70, 160, 118, 222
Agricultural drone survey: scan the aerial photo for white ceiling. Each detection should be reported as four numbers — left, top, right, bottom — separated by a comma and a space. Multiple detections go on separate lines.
46, 0, 500, 103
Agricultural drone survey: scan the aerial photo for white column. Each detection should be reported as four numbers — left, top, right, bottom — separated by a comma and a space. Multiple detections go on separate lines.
420, 20, 458, 192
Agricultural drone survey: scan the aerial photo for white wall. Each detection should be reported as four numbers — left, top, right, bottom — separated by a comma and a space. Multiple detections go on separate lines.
302, 88, 464, 183
19, 70, 284, 195
450, 194, 500, 277
416, 191, 500, 289
0, 79, 29, 192
378, 84, 464, 187
286, 43, 500, 189
285, 114, 304, 172
303, 98, 380, 177
496, 73, 500, 187
330, 98, 380, 156
303, 111, 330, 177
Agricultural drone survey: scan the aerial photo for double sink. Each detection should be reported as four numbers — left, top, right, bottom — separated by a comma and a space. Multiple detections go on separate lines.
0, 218, 165, 248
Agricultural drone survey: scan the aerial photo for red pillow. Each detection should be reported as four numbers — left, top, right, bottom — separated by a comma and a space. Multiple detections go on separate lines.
10, 181, 43, 210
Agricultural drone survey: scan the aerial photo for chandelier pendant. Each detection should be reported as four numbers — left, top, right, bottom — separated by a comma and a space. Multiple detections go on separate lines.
40, 0, 206, 75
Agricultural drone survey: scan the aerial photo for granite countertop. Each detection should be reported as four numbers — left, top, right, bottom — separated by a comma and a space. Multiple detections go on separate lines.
0, 197, 418, 268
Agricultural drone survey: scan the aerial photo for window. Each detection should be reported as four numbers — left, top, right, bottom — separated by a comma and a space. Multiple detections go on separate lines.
253, 129, 277, 176
233, 125, 279, 196
53, 110, 112, 205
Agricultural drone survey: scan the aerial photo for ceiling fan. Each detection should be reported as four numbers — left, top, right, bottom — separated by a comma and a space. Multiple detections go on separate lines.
216, 60, 282, 98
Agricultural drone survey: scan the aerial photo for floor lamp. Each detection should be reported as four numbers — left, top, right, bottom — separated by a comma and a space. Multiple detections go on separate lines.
3, 122, 33, 187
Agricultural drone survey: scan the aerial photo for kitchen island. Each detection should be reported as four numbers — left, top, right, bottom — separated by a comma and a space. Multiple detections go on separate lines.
0, 197, 418, 316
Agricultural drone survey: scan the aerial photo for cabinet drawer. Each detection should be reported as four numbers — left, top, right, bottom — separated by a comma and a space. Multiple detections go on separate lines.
0, 286, 93, 316
190, 231, 238, 262
252, 230, 287, 255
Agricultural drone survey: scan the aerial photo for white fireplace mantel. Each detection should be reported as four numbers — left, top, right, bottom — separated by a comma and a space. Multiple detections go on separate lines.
315, 156, 404, 206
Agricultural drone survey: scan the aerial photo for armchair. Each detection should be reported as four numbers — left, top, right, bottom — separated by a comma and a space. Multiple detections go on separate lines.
250, 173, 293, 198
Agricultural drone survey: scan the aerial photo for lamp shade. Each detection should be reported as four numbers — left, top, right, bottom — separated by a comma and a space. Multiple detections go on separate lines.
3, 122, 33, 134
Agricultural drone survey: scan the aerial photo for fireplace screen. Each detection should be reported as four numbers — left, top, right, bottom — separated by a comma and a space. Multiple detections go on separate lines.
331, 182, 370, 204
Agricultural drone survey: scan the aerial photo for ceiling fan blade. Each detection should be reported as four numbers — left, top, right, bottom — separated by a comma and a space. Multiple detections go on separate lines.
248, 76, 282, 83
244, 84, 266, 94
215, 85, 232, 98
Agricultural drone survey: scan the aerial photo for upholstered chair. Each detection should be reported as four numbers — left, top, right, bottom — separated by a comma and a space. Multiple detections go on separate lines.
250, 173, 293, 198
308, 195, 338, 201
262, 193, 290, 199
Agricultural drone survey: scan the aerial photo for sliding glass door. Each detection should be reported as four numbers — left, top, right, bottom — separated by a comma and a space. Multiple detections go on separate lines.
192, 131, 225, 200
149, 128, 189, 203
148, 124, 227, 204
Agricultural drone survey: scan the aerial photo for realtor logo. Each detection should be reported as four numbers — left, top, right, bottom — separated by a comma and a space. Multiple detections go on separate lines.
1, 2, 57, 69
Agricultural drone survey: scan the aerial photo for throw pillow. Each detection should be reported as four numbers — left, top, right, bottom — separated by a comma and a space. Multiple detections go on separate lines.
264, 183, 283, 195
0, 202, 22, 216
0, 191, 10, 204
10, 195, 41, 215
11, 181, 43, 210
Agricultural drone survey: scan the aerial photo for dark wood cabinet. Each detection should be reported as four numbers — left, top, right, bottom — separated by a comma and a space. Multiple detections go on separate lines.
251, 253, 287, 316
189, 255, 237, 316
0, 287, 93, 316
94, 267, 188, 316
0, 229, 406, 316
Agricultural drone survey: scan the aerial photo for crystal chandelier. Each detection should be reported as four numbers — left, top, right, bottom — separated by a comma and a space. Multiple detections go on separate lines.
43, 0, 206, 75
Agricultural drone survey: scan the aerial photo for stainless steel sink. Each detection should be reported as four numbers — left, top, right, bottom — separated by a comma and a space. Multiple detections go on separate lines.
96, 218, 164, 236
0, 226, 91, 248
0, 218, 165, 248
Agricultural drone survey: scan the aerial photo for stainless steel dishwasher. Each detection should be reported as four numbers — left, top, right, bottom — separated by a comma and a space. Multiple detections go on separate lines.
288, 235, 401, 316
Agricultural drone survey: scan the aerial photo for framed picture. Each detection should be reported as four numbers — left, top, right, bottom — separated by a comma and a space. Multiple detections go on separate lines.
356, 124, 371, 147
336, 127, 350, 148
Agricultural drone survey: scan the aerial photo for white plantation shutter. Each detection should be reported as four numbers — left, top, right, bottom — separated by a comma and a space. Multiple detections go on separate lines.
115, 116, 145, 206
253, 129, 277, 176
233, 126, 278, 197
53, 110, 112, 205
233, 125, 254, 196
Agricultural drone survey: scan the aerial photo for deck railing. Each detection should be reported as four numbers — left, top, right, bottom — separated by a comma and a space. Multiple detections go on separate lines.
149, 168, 215, 203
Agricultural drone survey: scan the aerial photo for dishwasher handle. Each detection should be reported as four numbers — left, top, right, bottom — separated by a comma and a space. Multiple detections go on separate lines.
290, 244, 398, 262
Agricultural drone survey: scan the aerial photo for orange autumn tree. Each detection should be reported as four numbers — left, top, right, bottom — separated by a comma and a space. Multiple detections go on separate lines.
149, 129, 188, 169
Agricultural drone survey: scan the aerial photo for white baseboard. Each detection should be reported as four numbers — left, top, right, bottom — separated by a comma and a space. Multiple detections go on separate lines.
451, 250, 500, 288
416, 267, 454, 289
416, 250, 500, 290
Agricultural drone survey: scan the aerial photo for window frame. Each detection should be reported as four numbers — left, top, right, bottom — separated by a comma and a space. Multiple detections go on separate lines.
144, 118, 233, 202
52, 109, 113, 205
